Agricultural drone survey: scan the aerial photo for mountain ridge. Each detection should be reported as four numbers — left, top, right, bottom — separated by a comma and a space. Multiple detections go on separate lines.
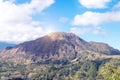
0, 32, 120, 62
0, 42, 15, 50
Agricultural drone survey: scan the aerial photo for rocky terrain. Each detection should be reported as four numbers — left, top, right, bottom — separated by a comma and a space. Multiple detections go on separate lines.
0, 32, 120, 62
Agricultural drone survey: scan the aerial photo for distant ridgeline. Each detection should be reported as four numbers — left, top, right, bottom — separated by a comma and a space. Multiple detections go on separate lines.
0, 42, 15, 50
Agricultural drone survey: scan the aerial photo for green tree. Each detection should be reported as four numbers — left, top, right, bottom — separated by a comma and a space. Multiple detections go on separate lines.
98, 62, 120, 80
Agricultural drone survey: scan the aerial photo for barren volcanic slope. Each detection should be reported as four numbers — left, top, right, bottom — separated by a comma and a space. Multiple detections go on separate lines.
0, 32, 120, 63
0, 32, 120, 61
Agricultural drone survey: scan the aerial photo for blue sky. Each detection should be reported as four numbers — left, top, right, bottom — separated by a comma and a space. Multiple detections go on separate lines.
0, 0, 120, 50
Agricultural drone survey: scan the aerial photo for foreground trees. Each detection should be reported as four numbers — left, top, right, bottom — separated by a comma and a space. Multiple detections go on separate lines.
98, 62, 120, 80
0, 59, 120, 80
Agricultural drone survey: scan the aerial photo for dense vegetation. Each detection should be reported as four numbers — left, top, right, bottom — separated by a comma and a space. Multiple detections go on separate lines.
0, 58, 120, 80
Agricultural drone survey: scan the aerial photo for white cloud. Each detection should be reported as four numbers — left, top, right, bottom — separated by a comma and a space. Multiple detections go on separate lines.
113, 2, 120, 10
70, 27, 107, 36
73, 11, 120, 26
29, 0, 55, 12
92, 27, 107, 36
70, 27, 90, 35
72, 1, 120, 36
59, 17, 69, 23
0, 0, 55, 43
79, 0, 111, 9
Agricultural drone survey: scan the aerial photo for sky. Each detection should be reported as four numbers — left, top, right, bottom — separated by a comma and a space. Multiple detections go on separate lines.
0, 0, 120, 49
